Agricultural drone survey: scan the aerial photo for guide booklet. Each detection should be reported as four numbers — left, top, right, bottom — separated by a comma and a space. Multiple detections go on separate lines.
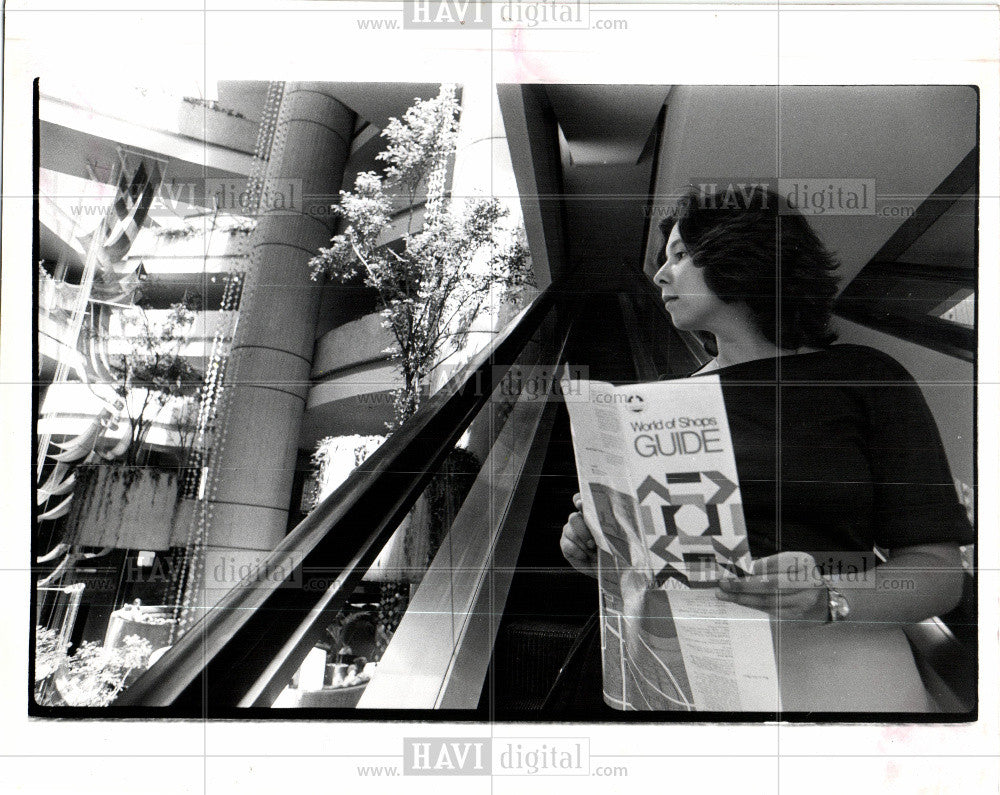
563, 374, 781, 711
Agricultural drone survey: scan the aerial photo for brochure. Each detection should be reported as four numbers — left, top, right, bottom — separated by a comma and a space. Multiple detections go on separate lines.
563, 375, 781, 711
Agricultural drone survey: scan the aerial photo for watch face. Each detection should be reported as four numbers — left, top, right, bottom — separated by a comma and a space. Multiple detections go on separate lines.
829, 590, 850, 621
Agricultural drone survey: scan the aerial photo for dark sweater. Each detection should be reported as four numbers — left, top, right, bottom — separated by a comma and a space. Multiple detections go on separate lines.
664, 345, 973, 558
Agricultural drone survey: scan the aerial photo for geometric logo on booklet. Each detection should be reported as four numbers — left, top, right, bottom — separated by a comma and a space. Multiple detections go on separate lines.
637, 471, 751, 586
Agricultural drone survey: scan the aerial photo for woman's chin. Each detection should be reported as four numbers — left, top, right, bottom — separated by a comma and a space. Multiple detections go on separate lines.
667, 314, 692, 331
667, 314, 708, 334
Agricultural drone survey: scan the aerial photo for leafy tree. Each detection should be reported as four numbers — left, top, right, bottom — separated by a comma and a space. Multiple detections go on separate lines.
106, 298, 203, 466
309, 87, 534, 429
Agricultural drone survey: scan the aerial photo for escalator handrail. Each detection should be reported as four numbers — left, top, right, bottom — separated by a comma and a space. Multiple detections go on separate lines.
118, 276, 577, 709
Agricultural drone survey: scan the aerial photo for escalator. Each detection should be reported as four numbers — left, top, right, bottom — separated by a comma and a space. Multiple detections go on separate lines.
482, 269, 705, 716
112, 264, 691, 715
116, 265, 976, 716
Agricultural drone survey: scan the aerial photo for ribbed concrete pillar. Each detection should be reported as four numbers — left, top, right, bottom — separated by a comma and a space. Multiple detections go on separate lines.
197, 84, 356, 610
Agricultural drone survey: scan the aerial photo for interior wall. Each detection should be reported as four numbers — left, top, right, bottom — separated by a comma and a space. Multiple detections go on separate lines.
644, 85, 978, 283
497, 84, 567, 285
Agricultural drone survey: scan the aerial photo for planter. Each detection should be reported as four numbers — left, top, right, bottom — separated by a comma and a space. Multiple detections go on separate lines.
51, 636, 154, 707
103, 603, 176, 651
295, 683, 367, 708
67, 464, 190, 551
362, 494, 432, 584
177, 101, 257, 154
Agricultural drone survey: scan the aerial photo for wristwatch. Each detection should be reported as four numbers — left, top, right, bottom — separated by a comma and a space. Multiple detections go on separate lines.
826, 585, 851, 623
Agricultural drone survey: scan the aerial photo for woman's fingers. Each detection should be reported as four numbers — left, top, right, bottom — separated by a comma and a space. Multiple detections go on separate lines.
560, 534, 596, 576
560, 524, 587, 555
561, 508, 598, 577
565, 511, 597, 550
749, 550, 818, 580
718, 589, 808, 608
717, 582, 827, 620
718, 576, 817, 595
560, 532, 591, 564
561, 521, 596, 560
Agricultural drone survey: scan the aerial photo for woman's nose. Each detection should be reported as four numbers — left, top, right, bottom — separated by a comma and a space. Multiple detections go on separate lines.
653, 263, 671, 286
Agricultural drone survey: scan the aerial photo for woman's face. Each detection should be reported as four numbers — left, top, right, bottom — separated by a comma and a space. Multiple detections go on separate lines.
653, 224, 729, 333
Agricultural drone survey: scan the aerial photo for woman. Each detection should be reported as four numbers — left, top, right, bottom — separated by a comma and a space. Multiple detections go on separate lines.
560, 187, 973, 711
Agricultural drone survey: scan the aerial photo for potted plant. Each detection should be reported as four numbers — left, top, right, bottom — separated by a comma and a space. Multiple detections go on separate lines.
34, 624, 154, 707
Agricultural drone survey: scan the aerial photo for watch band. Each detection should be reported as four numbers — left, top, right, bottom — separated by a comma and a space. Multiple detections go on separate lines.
826, 585, 851, 623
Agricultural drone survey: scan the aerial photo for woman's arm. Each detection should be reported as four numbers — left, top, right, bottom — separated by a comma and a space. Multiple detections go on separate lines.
717, 543, 966, 626
838, 542, 965, 627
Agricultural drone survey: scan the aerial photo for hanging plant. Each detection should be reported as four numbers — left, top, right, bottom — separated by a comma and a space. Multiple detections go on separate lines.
153, 224, 199, 240
222, 218, 257, 236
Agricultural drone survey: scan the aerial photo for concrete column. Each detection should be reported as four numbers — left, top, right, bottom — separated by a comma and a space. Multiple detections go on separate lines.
451, 81, 522, 215
431, 80, 529, 380
429, 81, 541, 465
197, 84, 356, 610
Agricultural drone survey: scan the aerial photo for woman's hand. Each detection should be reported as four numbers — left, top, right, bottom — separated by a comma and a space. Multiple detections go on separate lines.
561, 493, 598, 579
716, 551, 828, 623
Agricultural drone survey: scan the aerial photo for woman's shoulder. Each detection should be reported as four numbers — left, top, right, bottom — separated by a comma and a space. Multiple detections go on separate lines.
661, 345, 918, 382
802, 344, 916, 383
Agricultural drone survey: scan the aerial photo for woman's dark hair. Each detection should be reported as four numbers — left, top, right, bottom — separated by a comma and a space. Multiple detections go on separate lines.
657, 186, 840, 350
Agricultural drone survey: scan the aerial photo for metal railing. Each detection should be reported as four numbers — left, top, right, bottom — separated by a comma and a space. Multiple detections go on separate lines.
117, 277, 577, 712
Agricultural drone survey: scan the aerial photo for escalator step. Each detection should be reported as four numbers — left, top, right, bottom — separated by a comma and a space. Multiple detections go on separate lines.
493, 619, 585, 708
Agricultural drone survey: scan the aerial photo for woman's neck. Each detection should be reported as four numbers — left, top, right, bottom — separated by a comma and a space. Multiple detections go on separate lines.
710, 324, 785, 370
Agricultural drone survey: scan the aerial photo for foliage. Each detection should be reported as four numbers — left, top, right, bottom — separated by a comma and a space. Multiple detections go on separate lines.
181, 96, 247, 120
35, 628, 153, 707
309, 87, 534, 429
104, 297, 203, 466
222, 217, 258, 235
34, 625, 67, 682
319, 610, 388, 661
377, 582, 410, 640
308, 88, 532, 643
311, 434, 386, 507
153, 224, 199, 240
153, 217, 256, 239
423, 446, 480, 567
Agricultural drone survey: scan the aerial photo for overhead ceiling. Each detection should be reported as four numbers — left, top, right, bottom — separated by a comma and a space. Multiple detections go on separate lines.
38, 81, 448, 270
39, 95, 255, 189
545, 84, 669, 166
540, 85, 671, 272
898, 189, 977, 269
